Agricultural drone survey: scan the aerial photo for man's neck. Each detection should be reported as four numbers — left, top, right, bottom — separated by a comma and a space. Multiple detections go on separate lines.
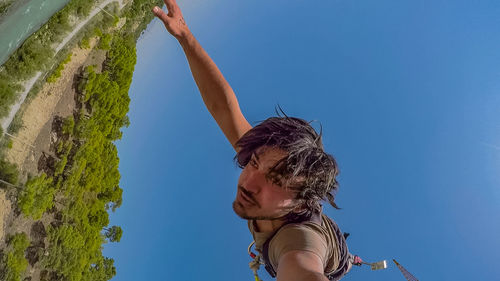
254, 219, 286, 233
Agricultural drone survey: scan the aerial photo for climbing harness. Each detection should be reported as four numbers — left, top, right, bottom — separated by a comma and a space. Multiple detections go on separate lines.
245, 212, 349, 280
248, 241, 264, 281
246, 212, 387, 280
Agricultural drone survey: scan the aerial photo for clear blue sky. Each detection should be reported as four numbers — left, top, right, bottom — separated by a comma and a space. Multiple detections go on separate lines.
104, 0, 500, 280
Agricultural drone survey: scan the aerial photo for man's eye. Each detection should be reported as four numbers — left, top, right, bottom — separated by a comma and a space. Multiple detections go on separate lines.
265, 173, 283, 187
273, 179, 283, 187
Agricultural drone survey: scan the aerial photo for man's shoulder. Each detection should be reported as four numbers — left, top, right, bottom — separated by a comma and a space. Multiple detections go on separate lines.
268, 220, 330, 270
268, 214, 342, 272
272, 219, 330, 249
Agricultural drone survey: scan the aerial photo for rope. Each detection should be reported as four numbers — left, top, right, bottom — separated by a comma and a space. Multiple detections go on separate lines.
248, 241, 264, 281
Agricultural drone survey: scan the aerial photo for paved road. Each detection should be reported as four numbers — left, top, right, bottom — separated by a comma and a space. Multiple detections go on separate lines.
55, 0, 125, 53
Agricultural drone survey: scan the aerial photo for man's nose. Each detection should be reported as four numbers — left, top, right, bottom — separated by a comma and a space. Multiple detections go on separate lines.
243, 170, 265, 193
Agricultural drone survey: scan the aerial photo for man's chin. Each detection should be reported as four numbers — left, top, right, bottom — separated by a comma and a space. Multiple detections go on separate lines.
232, 200, 253, 220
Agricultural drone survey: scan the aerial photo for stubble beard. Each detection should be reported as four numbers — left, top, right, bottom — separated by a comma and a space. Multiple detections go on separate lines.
232, 200, 253, 220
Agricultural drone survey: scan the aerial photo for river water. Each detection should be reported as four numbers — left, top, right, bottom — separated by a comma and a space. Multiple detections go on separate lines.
0, 0, 70, 66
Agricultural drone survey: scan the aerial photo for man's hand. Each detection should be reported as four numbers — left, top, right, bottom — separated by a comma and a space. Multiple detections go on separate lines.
152, 0, 190, 40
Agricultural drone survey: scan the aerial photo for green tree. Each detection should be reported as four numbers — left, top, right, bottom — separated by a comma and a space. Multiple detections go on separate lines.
0, 233, 30, 281
98, 33, 112, 50
83, 256, 116, 281
62, 115, 75, 136
0, 159, 19, 186
0, 78, 21, 118
103, 226, 122, 243
17, 174, 55, 219
42, 224, 87, 280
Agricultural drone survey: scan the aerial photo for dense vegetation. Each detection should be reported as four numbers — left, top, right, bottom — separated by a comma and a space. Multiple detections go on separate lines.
17, 174, 55, 220
0, 158, 18, 188
0, 0, 15, 16
0, 0, 163, 280
0, 233, 29, 281
47, 54, 73, 83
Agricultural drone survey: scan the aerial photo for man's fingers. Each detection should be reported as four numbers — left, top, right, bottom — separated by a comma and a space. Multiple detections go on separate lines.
164, 0, 178, 15
152, 6, 171, 25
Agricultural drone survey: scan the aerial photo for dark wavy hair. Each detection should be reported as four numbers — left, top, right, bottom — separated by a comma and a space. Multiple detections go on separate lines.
234, 113, 340, 222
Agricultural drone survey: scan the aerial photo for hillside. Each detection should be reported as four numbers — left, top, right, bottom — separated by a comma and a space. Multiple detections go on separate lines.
0, 0, 162, 280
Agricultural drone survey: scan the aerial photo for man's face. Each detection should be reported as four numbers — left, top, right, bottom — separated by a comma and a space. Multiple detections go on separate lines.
233, 147, 298, 220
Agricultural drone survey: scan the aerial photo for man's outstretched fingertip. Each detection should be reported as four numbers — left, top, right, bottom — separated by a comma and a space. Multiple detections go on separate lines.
153, 6, 160, 14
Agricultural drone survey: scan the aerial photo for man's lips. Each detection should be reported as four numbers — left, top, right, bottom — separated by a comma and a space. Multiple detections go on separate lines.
238, 189, 255, 206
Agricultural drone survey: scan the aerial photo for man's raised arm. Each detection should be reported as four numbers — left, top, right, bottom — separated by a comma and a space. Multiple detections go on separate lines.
153, 0, 252, 151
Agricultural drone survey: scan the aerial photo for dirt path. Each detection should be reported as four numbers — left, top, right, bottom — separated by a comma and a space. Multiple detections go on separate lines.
0, 189, 11, 246
55, 0, 125, 54
4, 39, 97, 170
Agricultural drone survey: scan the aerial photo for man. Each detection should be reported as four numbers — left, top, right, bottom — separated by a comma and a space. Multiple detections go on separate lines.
152, 1, 354, 280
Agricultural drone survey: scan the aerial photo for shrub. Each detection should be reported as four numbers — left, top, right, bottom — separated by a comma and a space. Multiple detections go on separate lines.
47, 53, 72, 83
0, 159, 19, 186
79, 37, 90, 49
0, 233, 30, 281
17, 174, 55, 219
98, 33, 112, 50
62, 116, 75, 136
